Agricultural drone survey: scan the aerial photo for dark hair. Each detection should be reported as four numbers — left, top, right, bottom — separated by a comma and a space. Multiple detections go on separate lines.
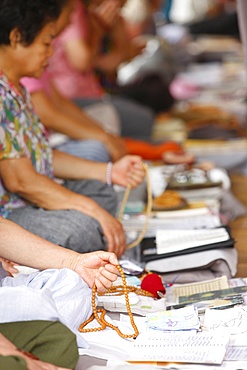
0, 0, 69, 46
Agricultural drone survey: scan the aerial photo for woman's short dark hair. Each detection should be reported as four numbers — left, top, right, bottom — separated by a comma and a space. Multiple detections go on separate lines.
0, 0, 69, 46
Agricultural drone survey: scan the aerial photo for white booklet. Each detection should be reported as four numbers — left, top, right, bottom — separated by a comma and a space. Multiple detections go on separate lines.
127, 331, 230, 365
156, 227, 230, 255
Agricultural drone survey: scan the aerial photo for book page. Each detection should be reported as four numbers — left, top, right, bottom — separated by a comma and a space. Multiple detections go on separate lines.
156, 228, 230, 255
173, 275, 229, 301
127, 331, 230, 365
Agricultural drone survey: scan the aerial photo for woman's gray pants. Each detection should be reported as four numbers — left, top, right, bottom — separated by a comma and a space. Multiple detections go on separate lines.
7, 179, 117, 254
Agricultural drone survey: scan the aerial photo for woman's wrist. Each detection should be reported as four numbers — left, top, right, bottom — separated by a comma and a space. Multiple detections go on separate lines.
106, 162, 112, 186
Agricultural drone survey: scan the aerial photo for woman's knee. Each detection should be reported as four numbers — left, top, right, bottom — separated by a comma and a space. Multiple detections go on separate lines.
0, 321, 79, 369
63, 213, 107, 253
66, 179, 118, 216
41, 321, 79, 369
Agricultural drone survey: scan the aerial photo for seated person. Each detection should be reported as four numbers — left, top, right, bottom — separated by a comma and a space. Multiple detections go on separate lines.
40, 0, 191, 161
0, 0, 145, 258
0, 216, 119, 369
23, 0, 154, 140
87, 0, 174, 114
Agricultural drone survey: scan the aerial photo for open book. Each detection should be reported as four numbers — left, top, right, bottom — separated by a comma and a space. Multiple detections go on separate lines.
156, 227, 230, 255
140, 226, 234, 263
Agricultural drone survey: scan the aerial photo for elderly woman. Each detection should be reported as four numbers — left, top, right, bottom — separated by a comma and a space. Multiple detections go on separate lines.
0, 0, 145, 258
0, 2, 123, 369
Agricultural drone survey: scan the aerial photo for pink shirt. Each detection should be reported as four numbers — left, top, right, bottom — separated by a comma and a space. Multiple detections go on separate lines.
22, 1, 103, 100
48, 1, 103, 99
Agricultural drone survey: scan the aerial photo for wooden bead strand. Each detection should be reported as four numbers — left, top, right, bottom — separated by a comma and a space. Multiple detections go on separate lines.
79, 265, 139, 339
117, 162, 153, 249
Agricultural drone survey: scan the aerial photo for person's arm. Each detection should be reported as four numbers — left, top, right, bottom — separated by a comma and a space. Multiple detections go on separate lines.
53, 151, 145, 188
93, 16, 146, 74
0, 218, 119, 292
31, 87, 127, 162
63, 8, 104, 72
63, 37, 94, 72
0, 156, 125, 256
0, 152, 144, 202
0, 154, 144, 255
64, 1, 145, 75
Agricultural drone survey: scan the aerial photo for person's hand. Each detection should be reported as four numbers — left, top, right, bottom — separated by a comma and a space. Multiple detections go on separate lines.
162, 151, 195, 165
0, 258, 18, 276
77, 196, 126, 257
103, 133, 128, 162
69, 251, 119, 293
94, 206, 127, 257
0, 334, 70, 370
112, 155, 145, 188
89, 0, 120, 30
124, 38, 146, 61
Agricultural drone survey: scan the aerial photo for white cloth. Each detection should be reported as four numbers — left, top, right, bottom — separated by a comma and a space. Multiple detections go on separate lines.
0, 268, 94, 348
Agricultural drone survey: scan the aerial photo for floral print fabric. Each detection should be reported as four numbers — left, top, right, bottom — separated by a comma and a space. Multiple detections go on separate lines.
0, 71, 54, 215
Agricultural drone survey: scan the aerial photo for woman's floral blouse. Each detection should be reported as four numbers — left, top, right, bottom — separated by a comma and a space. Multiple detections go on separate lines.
0, 71, 54, 216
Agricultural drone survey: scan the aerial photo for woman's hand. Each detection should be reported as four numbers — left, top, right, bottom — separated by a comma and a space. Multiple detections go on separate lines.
0, 258, 18, 276
89, 0, 120, 30
94, 206, 127, 257
124, 37, 146, 61
69, 250, 119, 293
112, 155, 145, 188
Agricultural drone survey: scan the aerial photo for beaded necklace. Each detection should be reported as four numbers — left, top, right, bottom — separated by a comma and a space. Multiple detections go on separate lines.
79, 163, 153, 339
79, 265, 140, 339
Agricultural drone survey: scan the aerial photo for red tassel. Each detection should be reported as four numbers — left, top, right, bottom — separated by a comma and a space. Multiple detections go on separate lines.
141, 273, 166, 299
